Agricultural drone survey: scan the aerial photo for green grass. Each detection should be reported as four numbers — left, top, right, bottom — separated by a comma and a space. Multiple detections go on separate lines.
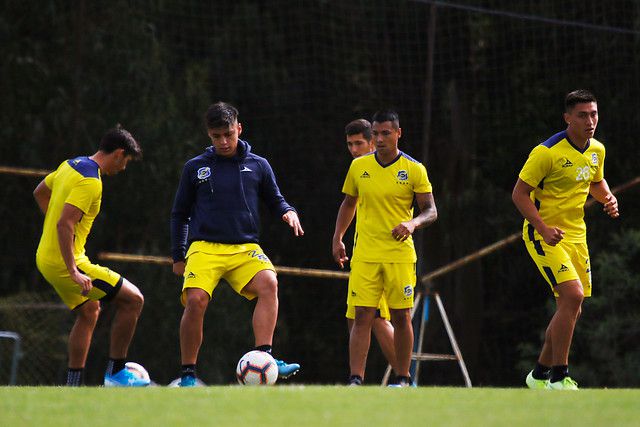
1, 386, 639, 426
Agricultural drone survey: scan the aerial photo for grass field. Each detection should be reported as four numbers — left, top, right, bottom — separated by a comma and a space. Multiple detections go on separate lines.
1, 386, 639, 426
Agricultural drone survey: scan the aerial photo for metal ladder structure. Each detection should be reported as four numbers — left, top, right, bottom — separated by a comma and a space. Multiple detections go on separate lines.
381, 290, 472, 387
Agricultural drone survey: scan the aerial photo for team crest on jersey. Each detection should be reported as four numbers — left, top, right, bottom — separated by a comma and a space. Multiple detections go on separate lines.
397, 170, 408, 181
197, 167, 211, 180
591, 153, 599, 165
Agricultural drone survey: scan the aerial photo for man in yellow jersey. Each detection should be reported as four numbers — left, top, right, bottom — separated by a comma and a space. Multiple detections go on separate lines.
171, 102, 304, 386
33, 126, 148, 387
512, 90, 619, 390
342, 119, 397, 376
333, 110, 437, 386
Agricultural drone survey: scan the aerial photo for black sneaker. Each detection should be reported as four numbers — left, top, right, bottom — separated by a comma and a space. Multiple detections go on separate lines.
348, 375, 363, 386
388, 375, 413, 388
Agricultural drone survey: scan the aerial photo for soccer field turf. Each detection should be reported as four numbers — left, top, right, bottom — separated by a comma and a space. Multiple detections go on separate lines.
1, 386, 639, 426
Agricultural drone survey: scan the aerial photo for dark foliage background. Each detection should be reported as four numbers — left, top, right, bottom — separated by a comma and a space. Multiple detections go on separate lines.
1, 0, 638, 386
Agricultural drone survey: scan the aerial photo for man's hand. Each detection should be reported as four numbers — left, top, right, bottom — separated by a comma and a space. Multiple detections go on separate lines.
539, 225, 565, 246
282, 210, 304, 236
603, 194, 619, 218
332, 239, 349, 269
391, 221, 416, 242
173, 261, 185, 276
70, 269, 93, 296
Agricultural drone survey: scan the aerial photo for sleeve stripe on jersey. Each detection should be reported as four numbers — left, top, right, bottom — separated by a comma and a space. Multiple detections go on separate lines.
67, 157, 100, 178
400, 152, 421, 163
541, 130, 567, 148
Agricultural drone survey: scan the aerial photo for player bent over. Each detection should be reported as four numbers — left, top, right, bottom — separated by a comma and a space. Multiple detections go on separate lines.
512, 90, 619, 390
171, 102, 304, 387
34, 126, 148, 386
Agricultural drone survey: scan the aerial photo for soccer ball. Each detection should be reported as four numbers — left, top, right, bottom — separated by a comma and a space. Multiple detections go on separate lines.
124, 361, 150, 382
236, 350, 278, 385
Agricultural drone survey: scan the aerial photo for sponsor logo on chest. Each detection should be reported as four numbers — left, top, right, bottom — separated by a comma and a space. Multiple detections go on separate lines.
197, 167, 211, 182
358, 168, 410, 185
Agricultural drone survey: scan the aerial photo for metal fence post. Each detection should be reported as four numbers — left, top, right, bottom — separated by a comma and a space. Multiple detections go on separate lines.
0, 331, 22, 385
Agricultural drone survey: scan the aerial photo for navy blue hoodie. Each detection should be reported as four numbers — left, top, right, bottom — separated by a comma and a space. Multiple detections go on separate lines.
170, 140, 294, 262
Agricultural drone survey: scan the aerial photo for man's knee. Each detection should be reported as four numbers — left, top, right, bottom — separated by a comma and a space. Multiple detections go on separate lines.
390, 308, 412, 328
118, 280, 145, 312
249, 271, 278, 298
354, 307, 376, 327
76, 301, 100, 324
184, 288, 210, 313
557, 281, 584, 311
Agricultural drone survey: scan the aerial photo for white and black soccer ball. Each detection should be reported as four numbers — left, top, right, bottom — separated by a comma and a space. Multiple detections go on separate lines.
124, 361, 150, 382
236, 350, 278, 385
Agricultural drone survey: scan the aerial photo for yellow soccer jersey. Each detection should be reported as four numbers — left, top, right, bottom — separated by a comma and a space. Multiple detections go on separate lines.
342, 151, 432, 262
36, 157, 102, 266
518, 130, 605, 243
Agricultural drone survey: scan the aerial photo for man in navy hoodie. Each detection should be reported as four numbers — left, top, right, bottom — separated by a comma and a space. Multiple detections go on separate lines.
171, 102, 304, 386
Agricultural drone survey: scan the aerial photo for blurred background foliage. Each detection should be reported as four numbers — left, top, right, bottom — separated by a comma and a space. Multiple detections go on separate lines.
0, 0, 638, 386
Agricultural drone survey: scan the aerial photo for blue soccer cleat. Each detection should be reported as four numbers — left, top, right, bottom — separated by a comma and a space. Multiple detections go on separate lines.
104, 368, 150, 387
274, 359, 300, 379
179, 375, 197, 387
167, 376, 206, 387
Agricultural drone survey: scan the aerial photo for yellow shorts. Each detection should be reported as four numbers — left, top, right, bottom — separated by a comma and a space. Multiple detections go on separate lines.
347, 261, 416, 310
345, 294, 391, 320
181, 242, 275, 305
36, 257, 123, 310
524, 239, 592, 297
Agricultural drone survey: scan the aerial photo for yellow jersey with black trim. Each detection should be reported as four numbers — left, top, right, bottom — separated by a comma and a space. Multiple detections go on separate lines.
342, 151, 432, 262
36, 157, 102, 266
518, 130, 605, 243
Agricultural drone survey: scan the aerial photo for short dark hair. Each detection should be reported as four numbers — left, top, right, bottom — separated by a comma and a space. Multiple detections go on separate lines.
565, 90, 597, 112
345, 119, 372, 141
371, 109, 400, 129
205, 102, 239, 129
99, 125, 142, 160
